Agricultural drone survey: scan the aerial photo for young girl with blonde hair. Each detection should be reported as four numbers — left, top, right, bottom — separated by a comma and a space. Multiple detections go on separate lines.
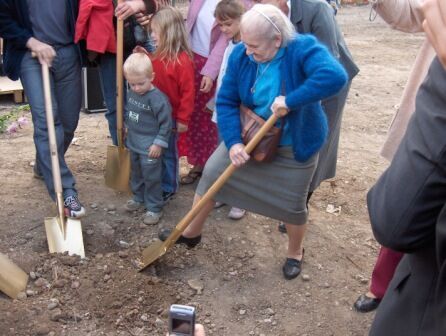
135, 6, 195, 201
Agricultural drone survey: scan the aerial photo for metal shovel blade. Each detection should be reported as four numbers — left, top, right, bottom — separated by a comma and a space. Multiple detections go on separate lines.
138, 240, 169, 271
0, 253, 29, 299
45, 217, 85, 258
104, 145, 131, 193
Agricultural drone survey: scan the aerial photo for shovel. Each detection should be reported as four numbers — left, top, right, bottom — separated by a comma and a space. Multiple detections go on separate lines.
104, 2, 131, 192
0, 253, 28, 299
139, 112, 280, 270
41, 63, 85, 258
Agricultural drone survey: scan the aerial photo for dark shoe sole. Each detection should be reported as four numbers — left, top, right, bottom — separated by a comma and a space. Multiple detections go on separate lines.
158, 228, 201, 248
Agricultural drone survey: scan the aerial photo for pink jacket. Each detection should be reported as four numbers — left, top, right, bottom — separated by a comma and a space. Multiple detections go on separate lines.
373, 0, 436, 160
187, 0, 252, 80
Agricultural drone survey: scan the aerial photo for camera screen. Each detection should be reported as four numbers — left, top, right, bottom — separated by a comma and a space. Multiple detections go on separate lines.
172, 318, 192, 334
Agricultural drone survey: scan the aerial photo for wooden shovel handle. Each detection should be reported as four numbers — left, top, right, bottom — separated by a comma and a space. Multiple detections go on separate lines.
116, 0, 125, 148
164, 111, 281, 248
41, 64, 65, 230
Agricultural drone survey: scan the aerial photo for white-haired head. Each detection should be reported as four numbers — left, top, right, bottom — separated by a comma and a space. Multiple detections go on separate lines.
240, 4, 295, 47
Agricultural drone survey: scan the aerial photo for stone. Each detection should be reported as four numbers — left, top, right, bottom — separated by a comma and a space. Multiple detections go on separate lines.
26, 290, 36, 296
155, 318, 164, 327
119, 240, 130, 249
25, 232, 33, 240
90, 203, 98, 209
187, 279, 204, 295
140, 314, 149, 322
107, 204, 116, 211
29, 272, 37, 280
104, 274, 111, 282
302, 274, 310, 282
47, 302, 59, 310
265, 308, 275, 316
34, 277, 47, 287
86, 229, 94, 236
239, 309, 246, 315
50, 309, 63, 322
305, 292, 311, 297
118, 250, 128, 258
71, 281, 80, 289
53, 279, 66, 288
16, 292, 27, 300
34, 325, 50, 335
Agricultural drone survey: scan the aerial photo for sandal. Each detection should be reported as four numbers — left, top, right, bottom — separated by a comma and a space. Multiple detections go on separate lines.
180, 170, 202, 185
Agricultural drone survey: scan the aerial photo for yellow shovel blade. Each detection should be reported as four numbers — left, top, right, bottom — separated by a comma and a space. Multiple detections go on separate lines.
138, 240, 170, 271
0, 253, 29, 299
45, 217, 85, 258
104, 145, 131, 193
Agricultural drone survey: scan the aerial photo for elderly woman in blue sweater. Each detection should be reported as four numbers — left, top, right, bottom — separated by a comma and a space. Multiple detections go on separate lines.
160, 4, 347, 280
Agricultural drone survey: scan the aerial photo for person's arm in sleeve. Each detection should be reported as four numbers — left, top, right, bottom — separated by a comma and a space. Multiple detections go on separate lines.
216, 46, 243, 150
176, 55, 196, 129
310, 2, 340, 58
372, 0, 425, 33
153, 96, 172, 149
0, 0, 32, 48
285, 36, 348, 110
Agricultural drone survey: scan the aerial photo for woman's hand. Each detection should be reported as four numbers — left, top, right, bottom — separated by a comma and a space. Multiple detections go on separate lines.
229, 143, 250, 167
422, 0, 446, 69
200, 76, 213, 93
26, 38, 56, 66
115, 0, 146, 20
271, 96, 289, 117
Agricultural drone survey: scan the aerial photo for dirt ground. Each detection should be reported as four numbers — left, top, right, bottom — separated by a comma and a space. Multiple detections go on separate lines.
0, 5, 426, 336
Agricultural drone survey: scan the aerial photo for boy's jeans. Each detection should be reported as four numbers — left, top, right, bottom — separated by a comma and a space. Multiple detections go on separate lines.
130, 151, 163, 213
162, 131, 179, 194
20, 45, 81, 200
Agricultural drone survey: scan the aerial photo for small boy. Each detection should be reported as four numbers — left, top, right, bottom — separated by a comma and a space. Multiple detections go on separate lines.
123, 52, 172, 224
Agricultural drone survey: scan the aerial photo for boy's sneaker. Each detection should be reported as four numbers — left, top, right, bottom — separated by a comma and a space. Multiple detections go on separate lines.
64, 195, 86, 219
162, 191, 175, 203
125, 199, 143, 212
143, 211, 163, 225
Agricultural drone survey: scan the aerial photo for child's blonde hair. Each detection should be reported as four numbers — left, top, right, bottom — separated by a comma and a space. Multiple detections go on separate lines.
123, 52, 153, 77
214, 0, 245, 21
150, 6, 193, 62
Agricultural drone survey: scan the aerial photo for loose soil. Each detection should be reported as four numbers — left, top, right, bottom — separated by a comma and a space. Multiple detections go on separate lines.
0, 6, 425, 336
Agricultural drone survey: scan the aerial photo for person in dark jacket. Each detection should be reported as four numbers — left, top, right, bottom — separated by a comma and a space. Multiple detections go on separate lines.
367, 56, 446, 336
0, 0, 87, 218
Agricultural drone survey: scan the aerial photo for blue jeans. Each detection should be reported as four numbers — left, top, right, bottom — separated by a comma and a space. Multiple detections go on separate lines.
20, 45, 82, 200
162, 130, 179, 194
130, 151, 163, 213
97, 52, 118, 145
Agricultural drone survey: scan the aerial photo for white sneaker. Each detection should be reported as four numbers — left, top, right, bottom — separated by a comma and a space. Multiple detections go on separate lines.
125, 199, 143, 212
228, 207, 246, 220
143, 211, 163, 225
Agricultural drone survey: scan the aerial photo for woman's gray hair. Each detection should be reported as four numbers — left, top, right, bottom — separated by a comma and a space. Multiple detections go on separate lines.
241, 4, 295, 46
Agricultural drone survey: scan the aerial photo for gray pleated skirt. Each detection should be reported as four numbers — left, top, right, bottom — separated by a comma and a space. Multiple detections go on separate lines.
196, 143, 318, 224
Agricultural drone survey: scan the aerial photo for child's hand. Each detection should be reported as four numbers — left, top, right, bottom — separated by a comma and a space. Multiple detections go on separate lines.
177, 122, 188, 133
148, 144, 162, 158
200, 76, 213, 93
115, 0, 146, 20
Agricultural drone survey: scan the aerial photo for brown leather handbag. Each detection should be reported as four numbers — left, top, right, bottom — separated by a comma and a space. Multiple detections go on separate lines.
240, 105, 282, 162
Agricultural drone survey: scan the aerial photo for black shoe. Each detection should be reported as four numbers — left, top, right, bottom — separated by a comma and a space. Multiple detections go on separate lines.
353, 294, 381, 313
158, 228, 201, 248
64, 195, 86, 219
278, 222, 287, 233
282, 258, 302, 280
163, 191, 175, 202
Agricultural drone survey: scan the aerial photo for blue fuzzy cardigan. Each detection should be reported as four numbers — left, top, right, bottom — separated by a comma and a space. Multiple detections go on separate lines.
216, 34, 348, 162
